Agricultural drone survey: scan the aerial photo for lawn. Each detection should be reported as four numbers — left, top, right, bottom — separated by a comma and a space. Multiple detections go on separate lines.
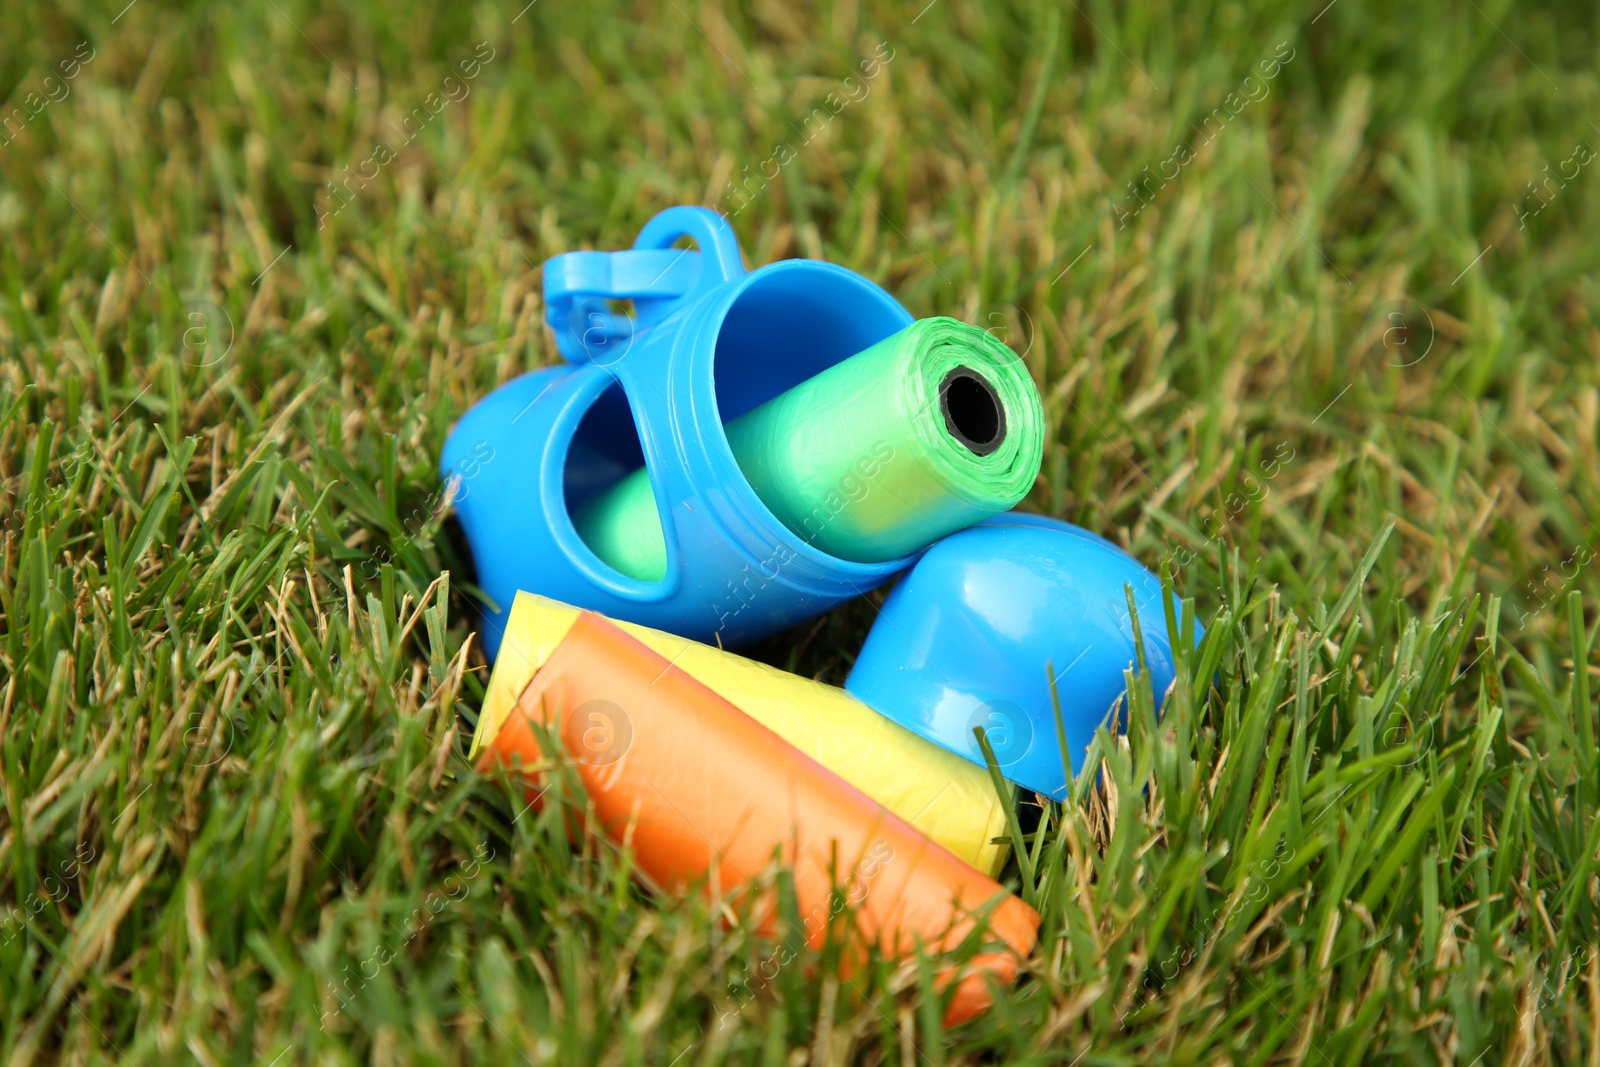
2, 0, 1599, 1062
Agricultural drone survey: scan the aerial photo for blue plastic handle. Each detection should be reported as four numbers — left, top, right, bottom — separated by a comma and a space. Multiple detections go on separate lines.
544, 206, 748, 364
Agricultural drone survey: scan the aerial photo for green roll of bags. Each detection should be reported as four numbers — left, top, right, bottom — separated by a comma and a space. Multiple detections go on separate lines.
574, 316, 1045, 581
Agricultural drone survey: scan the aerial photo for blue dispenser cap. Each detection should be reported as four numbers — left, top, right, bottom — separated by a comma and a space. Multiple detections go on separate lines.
843, 513, 1204, 798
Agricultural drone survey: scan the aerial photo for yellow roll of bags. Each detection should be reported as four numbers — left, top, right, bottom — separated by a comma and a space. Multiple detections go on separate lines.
474, 592, 1011, 876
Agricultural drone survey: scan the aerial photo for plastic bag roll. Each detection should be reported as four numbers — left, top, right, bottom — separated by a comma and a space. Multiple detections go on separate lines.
573, 317, 1045, 580
474, 592, 1011, 876
475, 609, 1039, 1025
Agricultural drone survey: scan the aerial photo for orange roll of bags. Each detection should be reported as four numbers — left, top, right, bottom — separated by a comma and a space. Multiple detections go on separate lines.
476, 610, 1039, 1025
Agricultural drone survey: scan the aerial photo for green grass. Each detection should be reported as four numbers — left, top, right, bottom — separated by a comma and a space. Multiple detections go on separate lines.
2, 0, 1599, 1062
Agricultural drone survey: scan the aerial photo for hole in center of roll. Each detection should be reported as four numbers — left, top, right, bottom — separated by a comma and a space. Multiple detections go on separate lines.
939, 368, 1006, 457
